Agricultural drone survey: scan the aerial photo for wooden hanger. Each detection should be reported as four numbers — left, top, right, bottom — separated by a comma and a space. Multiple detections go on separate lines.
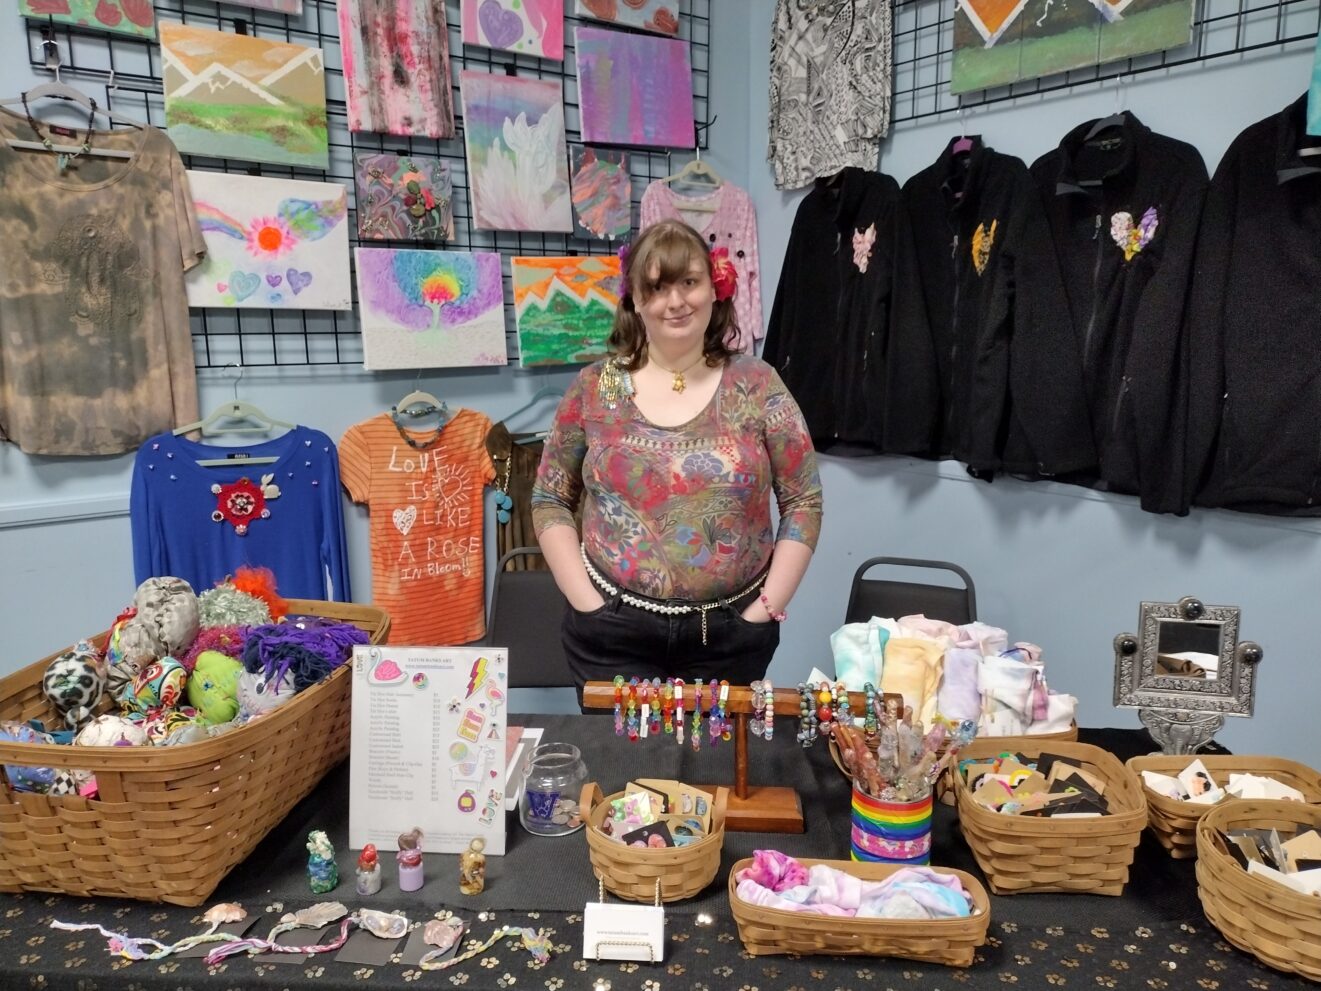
173, 365, 292, 465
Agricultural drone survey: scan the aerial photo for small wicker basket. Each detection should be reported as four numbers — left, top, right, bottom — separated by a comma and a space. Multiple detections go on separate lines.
728, 857, 991, 965
1196, 799, 1321, 982
581, 781, 727, 903
0, 599, 389, 906
1128, 754, 1321, 860
953, 739, 1147, 896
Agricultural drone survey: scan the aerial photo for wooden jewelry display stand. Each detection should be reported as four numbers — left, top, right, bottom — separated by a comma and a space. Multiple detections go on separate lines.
581, 682, 888, 834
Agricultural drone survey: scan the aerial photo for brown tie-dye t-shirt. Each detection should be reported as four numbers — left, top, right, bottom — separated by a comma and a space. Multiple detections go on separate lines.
0, 111, 205, 455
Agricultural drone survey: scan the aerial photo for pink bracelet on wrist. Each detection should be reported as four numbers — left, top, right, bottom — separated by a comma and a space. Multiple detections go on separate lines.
760, 591, 787, 623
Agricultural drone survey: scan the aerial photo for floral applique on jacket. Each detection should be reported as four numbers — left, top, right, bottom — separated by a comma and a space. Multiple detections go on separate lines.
1110, 207, 1159, 262
852, 223, 877, 273
971, 219, 997, 276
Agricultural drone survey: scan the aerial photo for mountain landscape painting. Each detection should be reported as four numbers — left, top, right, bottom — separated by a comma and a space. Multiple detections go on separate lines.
512, 255, 621, 367
161, 23, 329, 169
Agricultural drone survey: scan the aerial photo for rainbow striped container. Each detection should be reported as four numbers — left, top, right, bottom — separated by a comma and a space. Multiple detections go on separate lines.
851, 787, 933, 865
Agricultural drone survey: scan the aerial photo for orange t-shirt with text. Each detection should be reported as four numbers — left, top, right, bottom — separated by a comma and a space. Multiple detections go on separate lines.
340, 411, 495, 646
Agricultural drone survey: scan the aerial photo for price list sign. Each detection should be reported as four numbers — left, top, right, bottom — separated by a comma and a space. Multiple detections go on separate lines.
349, 645, 508, 855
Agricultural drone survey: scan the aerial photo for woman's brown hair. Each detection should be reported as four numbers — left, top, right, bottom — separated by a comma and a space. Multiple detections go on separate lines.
607, 219, 740, 372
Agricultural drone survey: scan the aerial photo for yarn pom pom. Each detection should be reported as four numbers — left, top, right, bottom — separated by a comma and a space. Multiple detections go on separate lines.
180, 626, 249, 673
198, 585, 272, 628
230, 566, 288, 621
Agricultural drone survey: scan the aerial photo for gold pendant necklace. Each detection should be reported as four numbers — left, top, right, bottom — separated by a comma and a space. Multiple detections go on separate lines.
647, 347, 705, 393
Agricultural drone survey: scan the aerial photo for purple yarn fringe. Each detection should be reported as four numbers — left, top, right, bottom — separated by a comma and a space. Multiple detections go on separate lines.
241, 617, 369, 694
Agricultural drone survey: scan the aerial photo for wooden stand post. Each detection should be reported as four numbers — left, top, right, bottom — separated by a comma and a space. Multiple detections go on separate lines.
580, 682, 889, 834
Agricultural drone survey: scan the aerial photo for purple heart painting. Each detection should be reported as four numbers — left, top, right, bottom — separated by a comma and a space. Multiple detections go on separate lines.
461, 0, 563, 61
185, 171, 351, 311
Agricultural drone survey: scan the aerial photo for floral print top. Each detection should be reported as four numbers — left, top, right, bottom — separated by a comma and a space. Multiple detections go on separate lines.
531, 355, 823, 601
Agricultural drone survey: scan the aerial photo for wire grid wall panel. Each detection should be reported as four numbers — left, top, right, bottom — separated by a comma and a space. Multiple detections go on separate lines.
25, 0, 712, 368
892, 0, 1321, 123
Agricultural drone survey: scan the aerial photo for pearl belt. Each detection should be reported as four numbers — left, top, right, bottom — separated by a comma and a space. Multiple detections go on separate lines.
579, 544, 767, 646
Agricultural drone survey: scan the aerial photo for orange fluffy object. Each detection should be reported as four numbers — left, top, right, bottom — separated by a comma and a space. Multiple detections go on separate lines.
229, 566, 288, 620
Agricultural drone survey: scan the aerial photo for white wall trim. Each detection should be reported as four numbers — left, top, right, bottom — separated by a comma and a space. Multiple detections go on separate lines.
0, 495, 130, 529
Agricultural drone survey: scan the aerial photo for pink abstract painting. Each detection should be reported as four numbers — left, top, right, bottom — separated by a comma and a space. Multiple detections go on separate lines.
460, 0, 564, 60
575, 26, 694, 149
338, 0, 454, 139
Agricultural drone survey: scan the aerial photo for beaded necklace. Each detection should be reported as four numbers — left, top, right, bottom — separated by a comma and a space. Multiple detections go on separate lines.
22, 91, 96, 175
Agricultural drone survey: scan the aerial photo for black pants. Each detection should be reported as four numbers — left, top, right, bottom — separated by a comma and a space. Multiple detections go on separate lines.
561, 594, 780, 709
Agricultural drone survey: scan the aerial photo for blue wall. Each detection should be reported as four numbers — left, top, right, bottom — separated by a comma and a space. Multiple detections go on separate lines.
2, 4, 1318, 762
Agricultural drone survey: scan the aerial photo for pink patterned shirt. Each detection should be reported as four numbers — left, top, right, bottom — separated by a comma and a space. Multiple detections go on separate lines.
640, 181, 764, 353
531, 356, 822, 602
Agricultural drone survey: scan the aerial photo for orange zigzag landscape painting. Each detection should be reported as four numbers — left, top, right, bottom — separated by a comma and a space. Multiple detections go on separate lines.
512, 256, 621, 368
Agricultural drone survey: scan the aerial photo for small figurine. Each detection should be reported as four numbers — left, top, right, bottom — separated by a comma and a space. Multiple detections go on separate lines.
306, 830, 338, 894
397, 827, 424, 892
356, 843, 382, 896
459, 837, 486, 895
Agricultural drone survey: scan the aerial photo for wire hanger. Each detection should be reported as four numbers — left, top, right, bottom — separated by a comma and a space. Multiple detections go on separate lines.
173, 364, 293, 465
952, 105, 974, 157
500, 385, 564, 425
1084, 73, 1128, 142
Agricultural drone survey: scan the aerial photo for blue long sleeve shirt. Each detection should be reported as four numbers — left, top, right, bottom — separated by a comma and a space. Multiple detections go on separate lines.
131, 426, 351, 601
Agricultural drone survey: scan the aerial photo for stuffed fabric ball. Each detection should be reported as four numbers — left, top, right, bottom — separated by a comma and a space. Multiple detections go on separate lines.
0, 722, 57, 792
47, 768, 95, 797
119, 657, 188, 717
237, 669, 296, 720
133, 577, 199, 656
180, 626, 248, 674
42, 641, 106, 731
187, 651, 244, 725
75, 714, 149, 748
139, 706, 203, 743
113, 618, 165, 667
197, 585, 272, 628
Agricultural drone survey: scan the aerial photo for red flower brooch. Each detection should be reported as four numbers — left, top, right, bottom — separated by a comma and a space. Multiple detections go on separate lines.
210, 474, 281, 536
710, 246, 738, 302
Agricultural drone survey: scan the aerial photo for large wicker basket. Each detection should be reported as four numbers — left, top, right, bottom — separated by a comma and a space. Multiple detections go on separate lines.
729, 857, 991, 965
0, 599, 389, 906
582, 781, 727, 904
1196, 799, 1321, 982
1128, 754, 1321, 860
953, 739, 1147, 895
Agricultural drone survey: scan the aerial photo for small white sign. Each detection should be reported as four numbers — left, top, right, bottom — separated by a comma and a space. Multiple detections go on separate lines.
582, 901, 665, 963
349, 645, 508, 855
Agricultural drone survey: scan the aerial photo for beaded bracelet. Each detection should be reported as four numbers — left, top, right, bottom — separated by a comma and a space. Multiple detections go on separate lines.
691, 684, 702, 752
750, 680, 765, 738
675, 678, 686, 745
639, 680, 651, 739
719, 680, 732, 741
759, 590, 787, 622
762, 678, 774, 741
613, 675, 625, 737
650, 677, 663, 736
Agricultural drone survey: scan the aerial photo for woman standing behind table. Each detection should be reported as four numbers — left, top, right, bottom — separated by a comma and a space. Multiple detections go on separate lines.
531, 219, 823, 697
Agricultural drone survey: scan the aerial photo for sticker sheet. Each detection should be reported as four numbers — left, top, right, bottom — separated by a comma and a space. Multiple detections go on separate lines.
350, 645, 508, 855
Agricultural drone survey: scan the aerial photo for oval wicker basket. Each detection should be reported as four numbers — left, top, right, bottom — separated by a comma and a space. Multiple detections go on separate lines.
0, 599, 389, 906
1196, 799, 1321, 982
953, 739, 1147, 896
582, 781, 727, 904
728, 857, 991, 965
1128, 754, 1321, 860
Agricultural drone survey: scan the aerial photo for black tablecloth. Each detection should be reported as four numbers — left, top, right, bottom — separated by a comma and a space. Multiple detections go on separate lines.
0, 717, 1301, 991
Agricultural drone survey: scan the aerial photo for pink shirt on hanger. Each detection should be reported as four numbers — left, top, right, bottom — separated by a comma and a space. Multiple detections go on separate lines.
640, 181, 763, 354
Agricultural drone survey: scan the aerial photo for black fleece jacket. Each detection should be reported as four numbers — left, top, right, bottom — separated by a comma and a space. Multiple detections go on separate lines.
890, 137, 1095, 475
1189, 95, 1321, 515
1031, 113, 1208, 515
763, 166, 907, 454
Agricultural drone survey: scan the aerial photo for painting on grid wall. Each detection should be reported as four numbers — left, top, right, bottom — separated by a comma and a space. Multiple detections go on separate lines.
952, 0, 1194, 94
